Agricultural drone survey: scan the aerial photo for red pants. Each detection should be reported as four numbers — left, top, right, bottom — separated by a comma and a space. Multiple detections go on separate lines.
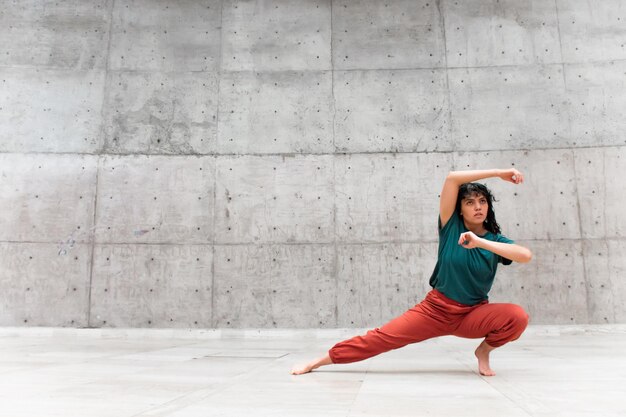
329, 289, 529, 364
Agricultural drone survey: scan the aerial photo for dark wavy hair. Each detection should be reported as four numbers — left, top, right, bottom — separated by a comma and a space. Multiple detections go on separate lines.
456, 183, 502, 235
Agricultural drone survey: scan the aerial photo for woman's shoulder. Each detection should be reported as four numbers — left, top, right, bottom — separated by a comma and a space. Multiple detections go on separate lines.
439, 210, 462, 234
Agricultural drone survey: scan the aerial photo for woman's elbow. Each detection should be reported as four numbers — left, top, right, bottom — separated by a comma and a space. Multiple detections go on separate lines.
518, 249, 533, 263
445, 171, 462, 185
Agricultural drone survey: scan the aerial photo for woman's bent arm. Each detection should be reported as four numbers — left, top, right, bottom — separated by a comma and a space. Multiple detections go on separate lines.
459, 232, 533, 263
480, 241, 532, 263
440, 169, 523, 228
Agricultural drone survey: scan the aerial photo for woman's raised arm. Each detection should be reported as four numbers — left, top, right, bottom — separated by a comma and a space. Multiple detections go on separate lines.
439, 168, 523, 228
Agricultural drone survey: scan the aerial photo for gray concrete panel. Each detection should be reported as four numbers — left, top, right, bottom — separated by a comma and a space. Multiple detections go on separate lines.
581, 239, 616, 323
557, 0, 626, 63
0, 68, 105, 153
336, 243, 437, 328
0, 243, 91, 326
453, 149, 580, 240
109, 0, 221, 72
0, 154, 98, 242
215, 155, 334, 244
102, 71, 218, 154
332, 0, 444, 70
334, 69, 450, 152
0, 0, 110, 70
270, 244, 335, 327
213, 244, 335, 327
565, 61, 626, 147
606, 239, 626, 322
444, 0, 561, 67
213, 244, 272, 327
573, 147, 626, 239
448, 65, 570, 151
490, 239, 588, 324
90, 244, 212, 327
221, 0, 331, 72
335, 152, 454, 243
95, 155, 214, 244
218, 70, 333, 154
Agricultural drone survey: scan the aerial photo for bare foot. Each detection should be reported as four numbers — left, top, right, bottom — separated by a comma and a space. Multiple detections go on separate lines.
290, 354, 332, 375
290, 363, 315, 375
474, 341, 496, 376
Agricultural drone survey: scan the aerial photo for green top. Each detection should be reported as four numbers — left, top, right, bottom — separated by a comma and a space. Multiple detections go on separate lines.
428, 211, 514, 305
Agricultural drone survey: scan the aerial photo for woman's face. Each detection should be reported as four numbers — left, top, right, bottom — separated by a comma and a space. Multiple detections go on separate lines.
460, 192, 489, 227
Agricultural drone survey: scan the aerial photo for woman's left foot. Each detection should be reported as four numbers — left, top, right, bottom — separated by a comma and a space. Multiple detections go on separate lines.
474, 342, 496, 376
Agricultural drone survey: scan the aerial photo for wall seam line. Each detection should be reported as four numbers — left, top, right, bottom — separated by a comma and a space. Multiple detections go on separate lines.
211, 0, 225, 329
437, 0, 453, 152
5, 143, 626, 158
571, 149, 591, 323
330, 0, 339, 327
86, 0, 116, 328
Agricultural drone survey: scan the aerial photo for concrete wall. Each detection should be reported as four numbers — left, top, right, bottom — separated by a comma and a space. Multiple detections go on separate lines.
1, 0, 624, 328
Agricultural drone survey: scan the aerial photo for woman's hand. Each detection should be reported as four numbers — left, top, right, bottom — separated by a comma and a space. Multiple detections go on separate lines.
497, 168, 524, 184
459, 231, 533, 262
458, 231, 483, 249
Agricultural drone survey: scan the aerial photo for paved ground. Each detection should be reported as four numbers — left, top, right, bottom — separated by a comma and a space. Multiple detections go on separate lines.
0, 325, 624, 417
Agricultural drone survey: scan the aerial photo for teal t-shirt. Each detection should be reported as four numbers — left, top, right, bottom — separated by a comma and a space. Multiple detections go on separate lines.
428, 211, 514, 305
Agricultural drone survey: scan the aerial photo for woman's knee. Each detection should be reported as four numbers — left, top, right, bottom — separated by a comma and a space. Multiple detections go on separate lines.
509, 304, 529, 330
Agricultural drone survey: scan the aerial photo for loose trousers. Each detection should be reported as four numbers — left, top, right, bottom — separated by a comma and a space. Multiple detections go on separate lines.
329, 289, 529, 364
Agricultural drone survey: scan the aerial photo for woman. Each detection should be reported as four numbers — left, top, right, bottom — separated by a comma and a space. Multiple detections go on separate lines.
291, 168, 532, 377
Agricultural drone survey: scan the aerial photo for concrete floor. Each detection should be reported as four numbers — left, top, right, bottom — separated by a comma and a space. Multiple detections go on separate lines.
0, 325, 625, 417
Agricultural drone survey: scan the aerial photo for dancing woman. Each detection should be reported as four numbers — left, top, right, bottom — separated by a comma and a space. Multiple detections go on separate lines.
291, 168, 532, 376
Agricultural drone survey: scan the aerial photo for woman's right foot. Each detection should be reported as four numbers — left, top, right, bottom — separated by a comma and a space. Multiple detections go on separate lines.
290, 354, 332, 375
290, 363, 314, 375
